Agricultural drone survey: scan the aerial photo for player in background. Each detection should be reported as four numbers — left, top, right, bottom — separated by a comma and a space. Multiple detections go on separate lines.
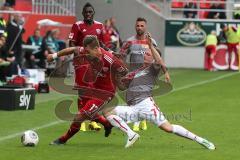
103, 32, 216, 150
120, 17, 170, 131
205, 30, 217, 71
68, 2, 107, 131
48, 35, 129, 145
223, 24, 239, 70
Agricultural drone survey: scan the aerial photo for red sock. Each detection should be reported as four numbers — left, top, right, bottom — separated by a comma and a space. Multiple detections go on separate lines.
59, 122, 80, 143
94, 114, 112, 128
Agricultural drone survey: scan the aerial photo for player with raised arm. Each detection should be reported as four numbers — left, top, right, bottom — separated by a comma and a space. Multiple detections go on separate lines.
103, 31, 216, 150
48, 35, 129, 145
120, 17, 170, 131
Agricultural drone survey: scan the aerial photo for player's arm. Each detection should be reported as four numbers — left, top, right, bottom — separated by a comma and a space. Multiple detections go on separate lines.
155, 47, 169, 75
119, 41, 130, 58
146, 32, 170, 83
115, 72, 129, 91
112, 56, 129, 90
47, 47, 78, 62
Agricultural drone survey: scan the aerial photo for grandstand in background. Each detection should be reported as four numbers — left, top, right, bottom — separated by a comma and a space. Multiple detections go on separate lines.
76, 0, 240, 69
2, 0, 238, 69
0, 0, 76, 40
144, 0, 239, 20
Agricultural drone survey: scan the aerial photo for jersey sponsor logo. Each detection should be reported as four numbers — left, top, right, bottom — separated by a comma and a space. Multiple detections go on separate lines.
96, 29, 101, 34
19, 91, 31, 110
69, 33, 74, 39
131, 50, 146, 55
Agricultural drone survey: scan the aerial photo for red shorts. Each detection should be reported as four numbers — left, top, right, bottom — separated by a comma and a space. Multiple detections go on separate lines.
77, 85, 114, 106
205, 45, 216, 55
227, 43, 238, 55
79, 97, 112, 118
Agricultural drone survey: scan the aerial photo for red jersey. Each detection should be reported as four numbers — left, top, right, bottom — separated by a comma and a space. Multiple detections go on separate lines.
69, 20, 105, 90
92, 48, 127, 93
73, 47, 94, 88
74, 47, 128, 95
68, 20, 104, 46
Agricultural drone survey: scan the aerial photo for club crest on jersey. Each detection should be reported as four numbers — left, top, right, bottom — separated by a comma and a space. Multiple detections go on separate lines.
96, 29, 101, 34
69, 33, 74, 39
103, 67, 109, 72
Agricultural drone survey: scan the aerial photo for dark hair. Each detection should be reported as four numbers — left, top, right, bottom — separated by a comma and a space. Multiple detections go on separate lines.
45, 30, 52, 37
136, 17, 147, 23
82, 2, 95, 13
83, 35, 100, 48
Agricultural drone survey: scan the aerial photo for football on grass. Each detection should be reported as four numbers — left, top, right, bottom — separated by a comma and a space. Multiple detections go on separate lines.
21, 130, 39, 147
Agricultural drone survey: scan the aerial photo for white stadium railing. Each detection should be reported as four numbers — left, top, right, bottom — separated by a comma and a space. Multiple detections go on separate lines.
31, 0, 76, 16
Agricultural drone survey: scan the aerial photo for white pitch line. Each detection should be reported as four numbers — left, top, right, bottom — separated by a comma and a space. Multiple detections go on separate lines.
158, 72, 238, 97
0, 72, 238, 143
0, 120, 64, 142
173, 72, 238, 92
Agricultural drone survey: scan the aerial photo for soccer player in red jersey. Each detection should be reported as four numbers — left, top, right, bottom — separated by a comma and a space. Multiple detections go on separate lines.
69, 3, 105, 47
48, 35, 128, 145
69, 2, 108, 131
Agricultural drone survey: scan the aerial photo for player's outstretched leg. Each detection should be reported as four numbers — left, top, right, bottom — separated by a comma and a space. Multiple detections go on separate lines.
104, 112, 140, 148
159, 122, 215, 150
50, 112, 87, 145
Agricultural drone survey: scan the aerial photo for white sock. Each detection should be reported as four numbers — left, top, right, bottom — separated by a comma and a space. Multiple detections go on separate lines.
172, 124, 204, 143
133, 121, 140, 127
106, 115, 135, 137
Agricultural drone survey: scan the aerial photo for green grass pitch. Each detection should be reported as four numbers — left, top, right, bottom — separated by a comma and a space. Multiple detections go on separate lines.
0, 69, 239, 160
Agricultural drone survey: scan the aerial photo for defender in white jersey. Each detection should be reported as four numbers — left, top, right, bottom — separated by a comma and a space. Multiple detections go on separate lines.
103, 32, 216, 150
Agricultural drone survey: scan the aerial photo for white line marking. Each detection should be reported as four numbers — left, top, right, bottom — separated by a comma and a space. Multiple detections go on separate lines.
0, 72, 238, 143
158, 72, 238, 98
0, 120, 64, 142
169, 72, 238, 95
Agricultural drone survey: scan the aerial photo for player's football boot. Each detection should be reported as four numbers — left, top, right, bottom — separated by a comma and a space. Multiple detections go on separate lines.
89, 121, 101, 131
80, 122, 86, 132
49, 139, 65, 145
200, 139, 216, 150
104, 125, 113, 137
140, 120, 147, 130
125, 133, 140, 148
133, 124, 140, 132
